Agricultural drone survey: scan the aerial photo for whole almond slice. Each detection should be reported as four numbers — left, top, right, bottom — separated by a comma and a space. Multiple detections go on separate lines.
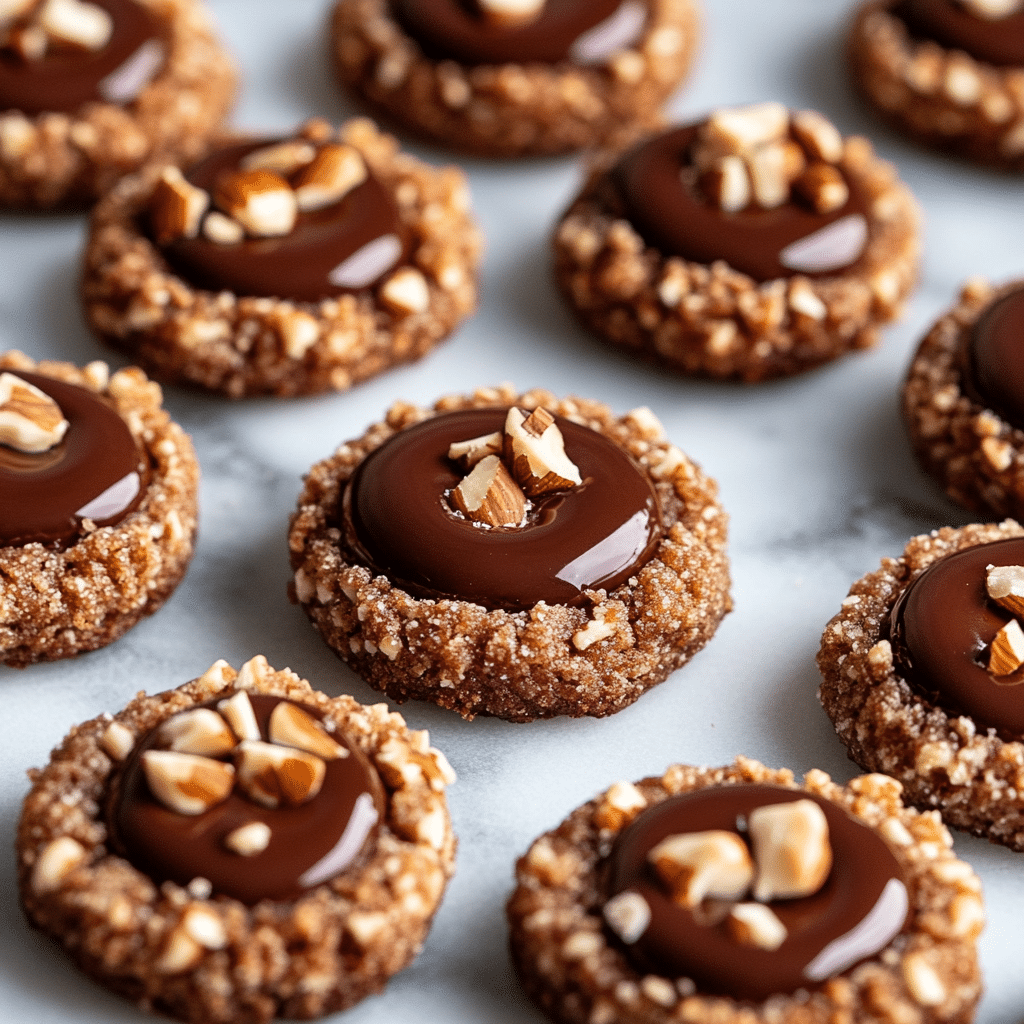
504, 407, 582, 498
292, 144, 367, 212
986, 564, 1024, 618
142, 750, 235, 816
214, 169, 297, 238
158, 708, 237, 757
450, 454, 527, 527
268, 702, 347, 760
235, 740, 326, 808
0, 372, 69, 453
150, 166, 209, 245
217, 690, 261, 742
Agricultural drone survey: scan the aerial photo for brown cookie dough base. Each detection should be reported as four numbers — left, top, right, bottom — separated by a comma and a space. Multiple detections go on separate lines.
818, 520, 1024, 850
0, 0, 235, 210
288, 385, 730, 722
0, 351, 198, 667
849, 0, 1024, 169
81, 118, 481, 398
904, 277, 1024, 518
330, 0, 699, 158
508, 757, 983, 1024
17, 656, 457, 1024
553, 134, 919, 382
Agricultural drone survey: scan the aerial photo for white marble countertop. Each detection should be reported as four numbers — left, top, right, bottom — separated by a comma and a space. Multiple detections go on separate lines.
2, 1, 1022, 1022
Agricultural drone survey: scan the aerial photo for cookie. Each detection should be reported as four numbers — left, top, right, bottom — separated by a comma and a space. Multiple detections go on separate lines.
849, 0, 1024, 169
904, 277, 1024, 518
81, 117, 481, 398
0, 351, 197, 667
0, 0, 235, 209
818, 519, 1024, 850
288, 385, 730, 721
553, 103, 920, 382
508, 757, 983, 1024
329, 0, 700, 158
17, 655, 456, 1023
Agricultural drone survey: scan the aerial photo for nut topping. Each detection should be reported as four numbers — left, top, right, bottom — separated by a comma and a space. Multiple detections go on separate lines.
603, 890, 651, 944
794, 163, 849, 215
292, 143, 367, 213
158, 708, 237, 757
474, 0, 545, 27
150, 167, 210, 246
989, 618, 1024, 675
448, 430, 503, 468
0, 372, 69, 453
504, 406, 583, 497
959, 0, 1024, 17
202, 211, 244, 245
727, 902, 788, 950
648, 830, 755, 907
213, 169, 297, 239
986, 564, 1024, 617
450, 453, 527, 527
267, 701, 347, 760
224, 821, 272, 856
141, 750, 235, 816
217, 690, 260, 742
234, 740, 326, 809
240, 140, 316, 176
748, 799, 833, 902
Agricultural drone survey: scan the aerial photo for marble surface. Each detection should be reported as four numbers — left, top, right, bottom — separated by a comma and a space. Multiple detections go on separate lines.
2, 1, 1023, 1022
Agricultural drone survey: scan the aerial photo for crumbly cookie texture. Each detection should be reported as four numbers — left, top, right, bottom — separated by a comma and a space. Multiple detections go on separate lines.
0, 0, 235, 209
508, 757, 983, 1024
553, 132, 919, 382
17, 656, 457, 1024
904, 277, 1024, 517
81, 118, 481, 398
288, 385, 730, 722
849, 0, 1024, 169
818, 520, 1024, 850
330, 0, 699, 158
0, 351, 197, 667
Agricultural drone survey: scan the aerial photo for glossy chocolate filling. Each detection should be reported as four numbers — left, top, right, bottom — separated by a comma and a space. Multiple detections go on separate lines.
108, 694, 386, 905
959, 285, 1024, 429
889, 537, 1024, 737
892, 0, 1024, 68
606, 125, 871, 283
0, 0, 164, 116
0, 372, 149, 548
390, 0, 644, 65
606, 785, 909, 1001
156, 140, 408, 302
342, 407, 663, 610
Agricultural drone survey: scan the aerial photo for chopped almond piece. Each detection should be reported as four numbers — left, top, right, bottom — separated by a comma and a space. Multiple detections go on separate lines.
0, 372, 69, 453
240, 140, 316, 176
450, 454, 527, 527
235, 740, 326, 808
214, 169, 297, 238
39, 0, 113, 51
268, 702, 346, 760
475, 0, 545, 28
292, 144, 367, 212
150, 167, 209, 245
749, 800, 832, 902
142, 750, 235, 816
504, 407, 582, 497
986, 564, 1024, 618
989, 618, 1024, 676
158, 708, 237, 757
648, 830, 754, 907
448, 430, 503, 468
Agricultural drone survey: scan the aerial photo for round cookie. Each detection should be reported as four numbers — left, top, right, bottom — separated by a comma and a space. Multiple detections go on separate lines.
849, 0, 1024, 169
818, 520, 1024, 850
553, 103, 920, 382
81, 117, 481, 398
904, 277, 1024, 518
0, 351, 197, 667
17, 655, 457, 1023
0, 0, 235, 209
508, 757, 983, 1024
329, 0, 700, 158
288, 385, 730, 721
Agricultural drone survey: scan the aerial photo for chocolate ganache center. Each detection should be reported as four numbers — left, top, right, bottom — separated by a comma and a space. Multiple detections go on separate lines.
889, 537, 1024, 737
109, 694, 386, 904
390, 0, 645, 66
892, 0, 1024, 68
959, 285, 1024, 429
342, 407, 663, 611
0, 0, 164, 116
156, 140, 407, 303
606, 785, 908, 1001
607, 124, 871, 283
0, 371, 149, 548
